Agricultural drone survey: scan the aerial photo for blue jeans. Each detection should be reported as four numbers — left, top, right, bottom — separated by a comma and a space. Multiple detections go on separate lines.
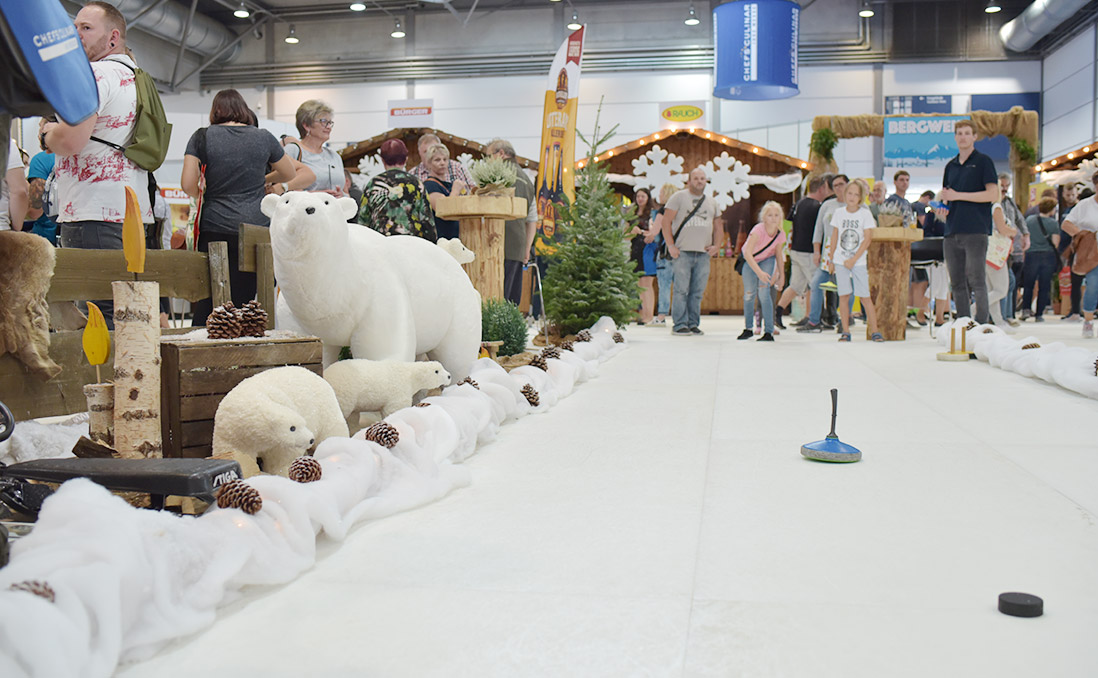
808, 267, 830, 325
60, 220, 124, 329
671, 251, 710, 331
1020, 251, 1057, 318
1001, 266, 1015, 319
743, 257, 776, 333
656, 259, 673, 316
1083, 265, 1098, 314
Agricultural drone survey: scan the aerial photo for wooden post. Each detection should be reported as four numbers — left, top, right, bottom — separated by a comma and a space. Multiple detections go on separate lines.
83, 383, 114, 448
256, 242, 275, 329
112, 281, 162, 458
207, 240, 231, 311
459, 216, 506, 300
866, 227, 922, 341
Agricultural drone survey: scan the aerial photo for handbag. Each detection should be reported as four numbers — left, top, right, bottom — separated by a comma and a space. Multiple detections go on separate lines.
734, 230, 781, 275
661, 196, 707, 259
986, 231, 1012, 270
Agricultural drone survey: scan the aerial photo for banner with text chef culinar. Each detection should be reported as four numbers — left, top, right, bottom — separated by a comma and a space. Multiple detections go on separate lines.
883, 114, 966, 168
534, 27, 584, 256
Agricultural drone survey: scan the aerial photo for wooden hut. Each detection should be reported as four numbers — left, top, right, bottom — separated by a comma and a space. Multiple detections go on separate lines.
340, 127, 539, 173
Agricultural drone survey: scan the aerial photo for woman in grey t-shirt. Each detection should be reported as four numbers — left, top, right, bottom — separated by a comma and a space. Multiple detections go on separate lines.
282, 99, 345, 195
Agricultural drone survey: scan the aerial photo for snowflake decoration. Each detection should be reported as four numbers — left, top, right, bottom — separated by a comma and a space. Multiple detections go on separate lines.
356, 152, 384, 188
457, 152, 476, 175
704, 152, 751, 210
631, 145, 686, 192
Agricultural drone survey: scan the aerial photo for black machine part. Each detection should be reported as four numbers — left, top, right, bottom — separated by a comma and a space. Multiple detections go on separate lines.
2, 458, 244, 511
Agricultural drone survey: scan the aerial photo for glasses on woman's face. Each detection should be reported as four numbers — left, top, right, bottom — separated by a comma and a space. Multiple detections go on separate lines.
316, 118, 334, 128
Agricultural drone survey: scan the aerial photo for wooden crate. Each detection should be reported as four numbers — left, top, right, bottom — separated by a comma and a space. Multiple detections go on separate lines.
160, 335, 323, 459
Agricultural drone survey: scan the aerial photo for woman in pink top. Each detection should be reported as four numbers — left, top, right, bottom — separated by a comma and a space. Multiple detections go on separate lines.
738, 201, 787, 341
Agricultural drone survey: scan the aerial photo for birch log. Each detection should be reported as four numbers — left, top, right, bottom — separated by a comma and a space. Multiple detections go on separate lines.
112, 281, 162, 458
83, 383, 115, 448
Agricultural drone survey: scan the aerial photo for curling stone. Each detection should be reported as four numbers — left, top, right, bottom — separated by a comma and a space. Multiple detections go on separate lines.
800, 388, 861, 463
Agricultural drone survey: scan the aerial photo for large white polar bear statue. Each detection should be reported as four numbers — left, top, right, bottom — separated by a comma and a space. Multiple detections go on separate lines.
263, 192, 482, 380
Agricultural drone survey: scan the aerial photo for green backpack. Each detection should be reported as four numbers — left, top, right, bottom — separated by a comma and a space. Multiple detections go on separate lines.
90, 59, 172, 172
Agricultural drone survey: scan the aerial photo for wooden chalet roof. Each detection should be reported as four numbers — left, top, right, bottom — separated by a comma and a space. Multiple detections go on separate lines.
340, 127, 539, 172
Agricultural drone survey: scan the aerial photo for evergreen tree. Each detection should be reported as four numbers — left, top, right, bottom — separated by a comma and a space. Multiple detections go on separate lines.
542, 110, 640, 336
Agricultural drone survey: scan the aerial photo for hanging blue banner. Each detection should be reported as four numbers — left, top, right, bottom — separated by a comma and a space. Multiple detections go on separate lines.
883, 115, 966, 168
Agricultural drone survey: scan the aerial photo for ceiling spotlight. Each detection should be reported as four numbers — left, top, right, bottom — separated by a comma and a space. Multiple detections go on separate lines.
284, 24, 299, 44
349, 2, 366, 10
984, 0, 1002, 13
391, 18, 406, 38
685, 4, 700, 26
567, 11, 582, 30
549, 0, 562, 3
858, 1, 874, 18
233, 2, 249, 18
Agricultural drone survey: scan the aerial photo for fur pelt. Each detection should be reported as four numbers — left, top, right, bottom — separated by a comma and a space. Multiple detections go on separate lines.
0, 231, 62, 379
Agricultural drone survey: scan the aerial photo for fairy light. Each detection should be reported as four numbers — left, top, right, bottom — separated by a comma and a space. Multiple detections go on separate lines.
752, 147, 759, 153
721, 138, 728, 144
1068, 153, 1075, 159
801, 162, 808, 169
688, 127, 695, 134
1051, 159, 1057, 166
705, 132, 711, 139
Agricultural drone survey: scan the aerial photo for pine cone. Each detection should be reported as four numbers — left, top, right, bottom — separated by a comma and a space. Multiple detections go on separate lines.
1022, 342, 1040, 350
559, 340, 575, 352
459, 376, 479, 390
1094, 357, 1098, 377
414, 401, 432, 408
541, 346, 562, 360
528, 354, 549, 371
981, 327, 996, 334
364, 421, 399, 448
216, 479, 262, 514
612, 332, 624, 344
239, 300, 268, 338
964, 320, 978, 331
575, 329, 592, 342
521, 383, 539, 407
9, 580, 55, 603
288, 456, 322, 483
206, 302, 242, 340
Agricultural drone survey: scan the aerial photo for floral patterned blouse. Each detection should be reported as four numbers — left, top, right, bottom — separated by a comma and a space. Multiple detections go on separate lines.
357, 168, 437, 241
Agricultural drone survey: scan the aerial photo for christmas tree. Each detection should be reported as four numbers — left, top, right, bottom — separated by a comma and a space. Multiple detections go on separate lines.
542, 109, 640, 336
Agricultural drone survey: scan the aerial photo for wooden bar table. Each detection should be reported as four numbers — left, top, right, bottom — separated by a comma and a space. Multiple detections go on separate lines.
434, 194, 528, 301
866, 226, 923, 341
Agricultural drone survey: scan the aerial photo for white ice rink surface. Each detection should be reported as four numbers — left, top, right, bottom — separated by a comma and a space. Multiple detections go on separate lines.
117, 317, 1098, 678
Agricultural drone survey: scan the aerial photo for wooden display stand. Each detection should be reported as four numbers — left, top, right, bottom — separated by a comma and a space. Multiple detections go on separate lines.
160, 335, 323, 459
701, 257, 744, 314
433, 194, 528, 301
866, 227, 922, 341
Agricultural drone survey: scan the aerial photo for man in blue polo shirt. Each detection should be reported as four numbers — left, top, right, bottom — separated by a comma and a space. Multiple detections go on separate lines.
940, 120, 998, 324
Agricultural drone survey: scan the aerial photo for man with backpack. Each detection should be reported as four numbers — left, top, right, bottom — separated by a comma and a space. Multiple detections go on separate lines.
38, 2, 161, 327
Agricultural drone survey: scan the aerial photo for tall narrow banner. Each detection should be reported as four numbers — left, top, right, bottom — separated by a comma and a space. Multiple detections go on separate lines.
534, 27, 584, 256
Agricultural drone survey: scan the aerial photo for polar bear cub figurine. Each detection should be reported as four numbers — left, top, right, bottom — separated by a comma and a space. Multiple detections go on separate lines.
213, 366, 349, 477
437, 237, 475, 264
324, 358, 452, 428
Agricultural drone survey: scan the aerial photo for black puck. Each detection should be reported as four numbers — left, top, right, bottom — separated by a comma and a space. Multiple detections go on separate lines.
998, 592, 1043, 618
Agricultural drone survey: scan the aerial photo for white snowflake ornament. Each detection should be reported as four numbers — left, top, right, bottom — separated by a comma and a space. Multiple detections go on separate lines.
357, 152, 384, 186
631, 145, 686, 192
457, 152, 476, 175
704, 152, 751, 209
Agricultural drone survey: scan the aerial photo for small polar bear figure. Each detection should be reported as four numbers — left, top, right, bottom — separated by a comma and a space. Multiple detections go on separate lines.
212, 366, 349, 477
324, 358, 452, 428
437, 237, 475, 264
265, 192, 481, 380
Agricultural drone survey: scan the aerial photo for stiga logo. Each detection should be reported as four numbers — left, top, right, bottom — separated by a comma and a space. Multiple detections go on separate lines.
661, 105, 704, 122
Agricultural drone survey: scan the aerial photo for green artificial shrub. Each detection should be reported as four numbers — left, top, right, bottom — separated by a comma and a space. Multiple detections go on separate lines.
482, 298, 527, 356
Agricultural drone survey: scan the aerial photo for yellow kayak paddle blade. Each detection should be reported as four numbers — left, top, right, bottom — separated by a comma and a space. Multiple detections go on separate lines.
82, 302, 111, 366
123, 185, 146, 274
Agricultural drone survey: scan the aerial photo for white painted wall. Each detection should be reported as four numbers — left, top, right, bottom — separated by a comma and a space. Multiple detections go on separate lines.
1040, 23, 1096, 160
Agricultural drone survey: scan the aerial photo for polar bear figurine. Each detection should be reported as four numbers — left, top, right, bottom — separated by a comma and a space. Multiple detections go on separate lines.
324, 358, 452, 428
437, 237, 475, 264
265, 192, 481, 380
212, 366, 349, 477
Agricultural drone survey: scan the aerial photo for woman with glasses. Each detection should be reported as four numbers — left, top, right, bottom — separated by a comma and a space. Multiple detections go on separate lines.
280, 99, 345, 196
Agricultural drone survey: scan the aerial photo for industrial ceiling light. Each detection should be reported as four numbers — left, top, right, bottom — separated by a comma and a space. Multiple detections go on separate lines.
549, 0, 562, 3
233, 2, 249, 18
349, 2, 366, 10
567, 11, 582, 30
984, 0, 1002, 13
284, 24, 299, 44
684, 4, 700, 26
391, 18, 406, 38
858, 0, 874, 18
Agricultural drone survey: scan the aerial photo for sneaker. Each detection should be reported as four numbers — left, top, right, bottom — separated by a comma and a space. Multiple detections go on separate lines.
1063, 313, 1083, 323
796, 322, 823, 333
820, 321, 835, 330
673, 327, 693, 336
1006, 318, 1021, 327
689, 327, 704, 335
758, 332, 774, 342
737, 329, 753, 340
1084, 321, 1095, 338
653, 317, 666, 324
792, 317, 810, 328
775, 319, 786, 330
1034, 315, 1045, 323
1018, 309, 1033, 321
